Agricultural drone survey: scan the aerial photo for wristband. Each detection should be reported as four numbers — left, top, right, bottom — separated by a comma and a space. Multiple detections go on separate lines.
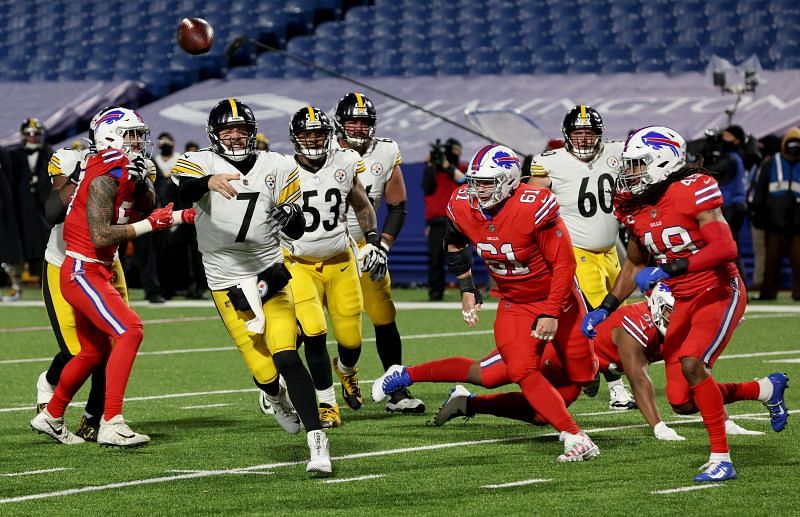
171, 210, 184, 225
131, 219, 153, 237
364, 229, 380, 247
599, 293, 620, 313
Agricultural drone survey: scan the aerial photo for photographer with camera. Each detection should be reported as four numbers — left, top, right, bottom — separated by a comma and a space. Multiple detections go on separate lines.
422, 138, 466, 301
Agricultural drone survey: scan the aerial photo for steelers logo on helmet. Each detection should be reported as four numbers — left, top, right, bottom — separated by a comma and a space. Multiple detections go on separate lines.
618, 126, 686, 196
562, 105, 604, 162
92, 107, 153, 164
465, 144, 522, 210
207, 98, 257, 162
290, 106, 332, 159
333, 92, 377, 153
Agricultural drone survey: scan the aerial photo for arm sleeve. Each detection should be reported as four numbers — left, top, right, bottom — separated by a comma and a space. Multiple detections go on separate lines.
535, 217, 576, 316
178, 175, 212, 204
44, 189, 68, 225
685, 220, 738, 273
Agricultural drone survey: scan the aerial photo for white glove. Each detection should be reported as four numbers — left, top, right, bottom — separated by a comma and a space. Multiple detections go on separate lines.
359, 243, 388, 281
653, 421, 685, 441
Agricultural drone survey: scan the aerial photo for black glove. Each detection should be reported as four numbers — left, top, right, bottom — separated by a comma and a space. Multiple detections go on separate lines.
126, 156, 147, 180
270, 202, 302, 229
66, 163, 82, 186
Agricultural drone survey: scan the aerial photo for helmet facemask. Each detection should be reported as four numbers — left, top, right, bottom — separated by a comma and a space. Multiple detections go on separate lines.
617, 155, 656, 195
566, 128, 601, 161
466, 175, 511, 210
339, 117, 375, 153
209, 123, 256, 162
293, 127, 332, 160
647, 282, 675, 336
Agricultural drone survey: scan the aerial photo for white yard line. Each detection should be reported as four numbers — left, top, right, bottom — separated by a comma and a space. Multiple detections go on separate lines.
482, 479, 552, 489
167, 469, 273, 476
2, 467, 73, 477
651, 484, 723, 495
764, 358, 800, 364
576, 410, 632, 417
180, 403, 232, 410
319, 474, 385, 484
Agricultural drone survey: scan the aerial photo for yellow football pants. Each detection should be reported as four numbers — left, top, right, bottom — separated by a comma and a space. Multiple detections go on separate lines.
573, 246, 621, 309
357, 242, 396, 326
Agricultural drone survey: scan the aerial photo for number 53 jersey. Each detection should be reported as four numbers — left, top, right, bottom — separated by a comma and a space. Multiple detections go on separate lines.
172, 150, 301, 290
529, 142, 622, 251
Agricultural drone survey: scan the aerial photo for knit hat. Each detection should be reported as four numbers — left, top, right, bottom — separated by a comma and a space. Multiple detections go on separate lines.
724, 125, 746, 143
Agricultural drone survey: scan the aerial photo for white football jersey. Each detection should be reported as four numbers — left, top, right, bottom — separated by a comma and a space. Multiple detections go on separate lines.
173, 150, 301, 290
44, 148, 89, 267
289, 147, 365, 260
341, 137, 401, 242
529, 142, 623, 251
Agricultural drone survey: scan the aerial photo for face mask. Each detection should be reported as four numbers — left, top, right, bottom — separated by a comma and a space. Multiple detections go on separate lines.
160, 143, 174, 156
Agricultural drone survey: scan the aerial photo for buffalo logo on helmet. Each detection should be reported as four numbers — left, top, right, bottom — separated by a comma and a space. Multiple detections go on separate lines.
491, 151, 519, 169
641, 131, 681, 157
94, 109, 126, 127
371, 163, 383, 176
334, 169, 346, 183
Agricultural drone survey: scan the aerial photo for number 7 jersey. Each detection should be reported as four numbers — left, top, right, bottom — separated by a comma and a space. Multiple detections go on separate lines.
172, 150, 301, 290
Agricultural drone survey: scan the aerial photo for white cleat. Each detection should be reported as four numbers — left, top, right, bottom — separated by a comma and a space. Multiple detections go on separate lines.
557, 432, 599, 462
36, 371, 55, 412
433, 385, 472, 426
306, 430, 332, 476
263, 385, 301, 434
97, 414, 150, 448
258, 391, 275, 415
725, 419, 765, 436
371, 364, 411, 403
386, 389, 426, 414
31, 408, 85, 445
608, 384, 637, 411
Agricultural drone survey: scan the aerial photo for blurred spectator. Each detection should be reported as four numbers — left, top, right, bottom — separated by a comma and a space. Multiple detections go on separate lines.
706, 125, 748, 278
255, 133, 269, 151
1, 118, 52, 301
153, 132, 178, 205
70, 139, 85, 151
422, 138, 466, 301
545, 138, 565, 151
748, 135, 783, 290
0, 146, 23, 297
184, 141, 200, 153
750, 127, 800, 300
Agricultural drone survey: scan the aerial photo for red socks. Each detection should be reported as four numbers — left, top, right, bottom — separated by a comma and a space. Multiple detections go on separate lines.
102, 324, 144, 419
692, 375, 729, 453
717, 380, 760, 404
46, 351, 103, 418
407, 357, 473, 384
518, 371, 581, 434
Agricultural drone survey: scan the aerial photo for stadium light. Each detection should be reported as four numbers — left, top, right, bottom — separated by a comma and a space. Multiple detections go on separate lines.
706, 54, 762, 125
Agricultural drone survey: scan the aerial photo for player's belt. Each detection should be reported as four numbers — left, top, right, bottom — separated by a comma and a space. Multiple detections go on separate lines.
65, 250, 113, 266
289, 249, 352, 269
574, 245, 614, 255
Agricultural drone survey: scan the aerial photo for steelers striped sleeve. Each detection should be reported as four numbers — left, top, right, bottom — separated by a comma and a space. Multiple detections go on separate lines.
172, 158, 205, 178
393, 150, 402, 167
529, 162, 549, 177
48, 154, 62, 176
355, 159, 366, 175
147, 163, 157, 183
277, 167, 301, 204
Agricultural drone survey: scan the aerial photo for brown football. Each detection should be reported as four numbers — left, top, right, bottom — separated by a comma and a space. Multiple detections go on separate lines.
176, 17, 214, 55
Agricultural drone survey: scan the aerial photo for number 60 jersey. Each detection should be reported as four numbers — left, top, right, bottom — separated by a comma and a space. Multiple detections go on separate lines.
172, 150, 301, 290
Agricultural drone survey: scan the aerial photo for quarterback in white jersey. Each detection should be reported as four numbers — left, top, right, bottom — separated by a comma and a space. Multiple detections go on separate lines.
286, 105, 385, 428
333, 92, 424, 414
529, 105, 635, 411
175, 98, 331, 476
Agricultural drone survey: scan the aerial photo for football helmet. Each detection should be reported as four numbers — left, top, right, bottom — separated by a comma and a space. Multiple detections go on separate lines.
618, 126, 686, 195
333, 92, 377, 152
21, 117, 45, 150
290, 106, 333, 159
88, 106, 121, 152
465, 144, 521, 210
92, 107, 152, 160
207, 98, 257, 161
647, 282, 674, 336
562, 105, 603, 161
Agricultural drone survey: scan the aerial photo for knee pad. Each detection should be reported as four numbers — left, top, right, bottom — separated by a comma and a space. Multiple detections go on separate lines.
273, 349, 303, 372
331, 315, 362, 350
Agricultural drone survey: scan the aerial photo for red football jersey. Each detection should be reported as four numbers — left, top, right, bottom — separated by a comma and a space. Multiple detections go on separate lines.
594, 301, 662, 373
615, 173, 739, 299
447, 184, 575, 307
64, 148, 135, 263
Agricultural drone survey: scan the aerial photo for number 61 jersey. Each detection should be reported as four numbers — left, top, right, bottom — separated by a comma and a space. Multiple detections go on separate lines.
172, 150, 301, 290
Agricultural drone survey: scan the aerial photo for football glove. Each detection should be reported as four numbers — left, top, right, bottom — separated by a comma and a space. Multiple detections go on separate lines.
147, 202, 175, 232
581, 308, 609, 339
653, 421, 685, 441
359, 243, 388, 281
270, 202, 301, 229
635, 266, 671, 292
126, 156, 147, 180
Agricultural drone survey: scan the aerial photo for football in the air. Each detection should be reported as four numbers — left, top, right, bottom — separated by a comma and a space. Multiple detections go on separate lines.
176, 17, 214, 55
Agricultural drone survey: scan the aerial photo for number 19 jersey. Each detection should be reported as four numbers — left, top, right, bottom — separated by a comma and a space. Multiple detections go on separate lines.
172, 150, 301, 290
529, 142, 622, 251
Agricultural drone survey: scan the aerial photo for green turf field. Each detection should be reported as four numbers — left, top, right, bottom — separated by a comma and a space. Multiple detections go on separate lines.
1, 288, 798, 516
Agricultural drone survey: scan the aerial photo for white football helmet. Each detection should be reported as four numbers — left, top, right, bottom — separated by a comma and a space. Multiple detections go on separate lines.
91, 107, 152, 161
617, 126, 686, 195
465, 144, 521, 210
647, 282, 675, 336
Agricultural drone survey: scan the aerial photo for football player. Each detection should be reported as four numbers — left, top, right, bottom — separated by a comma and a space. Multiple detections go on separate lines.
333, 92, 423, 414
34, 107, 137, 442
529, 105, 636, 411
286, 106, 385, 428
582, 126, 789, 482
31, 108, 186, 447
173, 99, 331, 476
443, 144, 598, 462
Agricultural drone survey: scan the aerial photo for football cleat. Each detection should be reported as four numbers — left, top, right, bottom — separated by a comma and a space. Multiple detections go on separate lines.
694, 461, 737, 482
371, 364, 412, 403
763, 372, 789, 432
97, 415, 150, 448
386, 389, 425, 414
306, 430, 332, 476
332, 357, 362, 410
725, 419, 764, 436
318, 403, 341, 429
258, 392, 275, 415
581, 373, 601, 398
36, 371, 55, 413
75, 415, 100, 442
608, 383, 637, 410
262, 386, 301, 434
31, 408, 85, 445
557, 432, 599, 462
433, 385, 473, 426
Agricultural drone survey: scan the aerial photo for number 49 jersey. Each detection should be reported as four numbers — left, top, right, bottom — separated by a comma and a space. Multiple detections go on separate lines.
447, 183, 571, 304
290, 147, 365, 261
616, 173, 739, 299
172, 150, 301, 290
529, 142, 622, 251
